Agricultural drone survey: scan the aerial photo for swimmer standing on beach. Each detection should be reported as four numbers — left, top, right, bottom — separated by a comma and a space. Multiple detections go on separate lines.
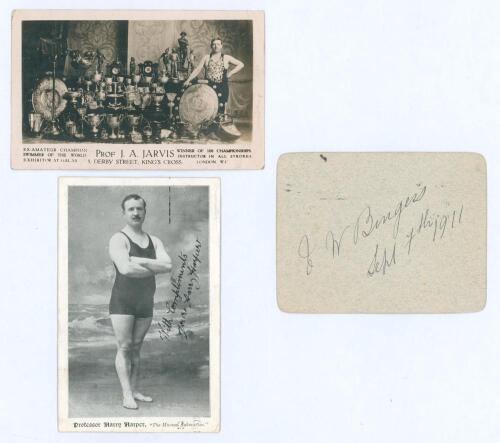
109, 194, 172, 409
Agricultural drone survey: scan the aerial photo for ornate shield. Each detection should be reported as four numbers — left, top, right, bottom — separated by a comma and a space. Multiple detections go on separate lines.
179, 84, 218, 128
31, 77, 68, 120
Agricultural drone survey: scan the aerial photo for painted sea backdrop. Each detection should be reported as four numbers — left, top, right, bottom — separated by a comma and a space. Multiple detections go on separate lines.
67, 185, 211, 418
68, 301, 210, 418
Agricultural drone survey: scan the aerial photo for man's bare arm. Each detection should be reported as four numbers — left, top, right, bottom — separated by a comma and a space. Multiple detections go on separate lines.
184, 55, 208, 84
226, 55, 244, 78
130, 237, 172, 274
109, 234, 153, 278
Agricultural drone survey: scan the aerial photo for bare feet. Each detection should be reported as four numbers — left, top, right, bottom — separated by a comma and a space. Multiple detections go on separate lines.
123, 395, 138, 409
133, 392, 153, 402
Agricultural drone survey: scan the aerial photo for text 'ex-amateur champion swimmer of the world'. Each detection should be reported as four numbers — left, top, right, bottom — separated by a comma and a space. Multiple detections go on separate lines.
108, 194, 171, 410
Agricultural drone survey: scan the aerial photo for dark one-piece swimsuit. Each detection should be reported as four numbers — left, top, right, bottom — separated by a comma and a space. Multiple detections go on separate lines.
109, 231, 156, 318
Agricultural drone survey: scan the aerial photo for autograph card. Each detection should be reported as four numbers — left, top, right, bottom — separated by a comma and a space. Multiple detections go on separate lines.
277, 153, 487, 313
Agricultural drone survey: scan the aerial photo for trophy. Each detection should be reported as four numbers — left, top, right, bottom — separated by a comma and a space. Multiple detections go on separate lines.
106, 114, 123, 139
124, 90, 136, 111
142, 125, 153, 143
150, 121, 162, 143
160, 71, 169, 86
170, 50, 179, 81
166, 92, 177, 126
126, 114, 142, 143
129, 57, 136, 76
140, 92, 151, 111
37, 32, 66, 137
178, 32, 189, 67
82, 79, 93, 101
107, 88, 124, 109
28, 112, 44, 135
96, 89, 106, 108
152, 93, 164, 111
133, 74, 142, 85
65, 120, 77, 137
65, 89, 81, 106
75, 106, 87, 139
84, 113, 105, 139
84, 79, 93, 92
109, 61, 123, 78
140, 61, 154, 76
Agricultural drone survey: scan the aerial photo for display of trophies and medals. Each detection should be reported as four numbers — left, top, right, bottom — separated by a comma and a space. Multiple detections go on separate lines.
26, 32, 242, 143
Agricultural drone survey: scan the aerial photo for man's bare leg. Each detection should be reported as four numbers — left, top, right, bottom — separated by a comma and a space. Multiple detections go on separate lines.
131, 316, 153, 402
110, 314, 138, 409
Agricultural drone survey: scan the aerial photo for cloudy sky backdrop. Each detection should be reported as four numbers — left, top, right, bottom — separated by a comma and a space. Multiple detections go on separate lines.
68, 185, 209, 305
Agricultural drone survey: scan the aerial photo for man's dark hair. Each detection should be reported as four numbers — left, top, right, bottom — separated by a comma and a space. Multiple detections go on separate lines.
121, 194, 146, 211
210, 36, 223, 46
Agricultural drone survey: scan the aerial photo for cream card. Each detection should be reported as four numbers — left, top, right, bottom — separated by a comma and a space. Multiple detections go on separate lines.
58, 177, 220, 432
11, 10, 264, 170
277, 153, 486, 313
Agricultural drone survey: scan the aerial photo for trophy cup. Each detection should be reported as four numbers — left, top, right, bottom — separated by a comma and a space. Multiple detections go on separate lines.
65, 120, 77, 137
140, 92, 151, 111
92, 71, 102, 83
65, 90, 81, 106
96, 89, 106, 108
133, 91, 142, 108
152, 93, 164, 111
160, 71, 169, 86
106, 114, 122, 140
151, 121, 162, 144
166, 92, 177, 127
75, 106, 87, 139
133, 74, 142, 85
28, 112, 44, 136
142, 125, 153, 143
84, 79, 93, 92
84, 113, 105, 139
127, 114, 142, 143
124, 91, 136, 111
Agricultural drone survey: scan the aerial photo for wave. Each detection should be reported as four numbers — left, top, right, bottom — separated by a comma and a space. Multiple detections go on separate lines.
69, 315, 113, 332
68, 304, 209, 348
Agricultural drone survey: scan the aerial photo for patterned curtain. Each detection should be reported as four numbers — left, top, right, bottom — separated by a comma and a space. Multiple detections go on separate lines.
128, 20, 253, 119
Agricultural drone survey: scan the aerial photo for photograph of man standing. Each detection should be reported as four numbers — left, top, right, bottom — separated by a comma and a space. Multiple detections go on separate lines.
108, 194, 172, 410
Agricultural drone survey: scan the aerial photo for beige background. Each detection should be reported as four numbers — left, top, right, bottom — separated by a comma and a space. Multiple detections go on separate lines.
277, 153, 487, 313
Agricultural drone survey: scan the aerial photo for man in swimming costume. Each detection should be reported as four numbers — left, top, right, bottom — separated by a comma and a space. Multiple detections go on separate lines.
183, 37, 244, 113
109, 194, 172, 409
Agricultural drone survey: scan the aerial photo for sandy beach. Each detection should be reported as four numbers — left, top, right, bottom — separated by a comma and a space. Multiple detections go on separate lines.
68, 304, 210, 418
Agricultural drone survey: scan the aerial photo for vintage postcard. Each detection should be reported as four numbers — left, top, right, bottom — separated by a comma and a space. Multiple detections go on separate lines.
58, 177, 220, 432
277, 152, 487, 313
12, 10, 264, 170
